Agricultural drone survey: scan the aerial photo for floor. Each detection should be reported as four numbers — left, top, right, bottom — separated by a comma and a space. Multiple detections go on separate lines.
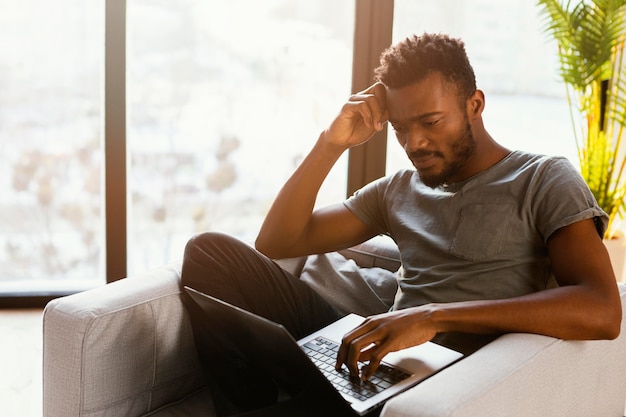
0, 309, 43, 417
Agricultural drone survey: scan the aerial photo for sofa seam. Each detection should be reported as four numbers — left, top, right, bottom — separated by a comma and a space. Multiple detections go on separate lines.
84, 288, 184, 318
148, 301, 158, 412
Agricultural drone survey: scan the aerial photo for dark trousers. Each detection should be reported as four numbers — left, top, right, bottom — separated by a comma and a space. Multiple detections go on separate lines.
181, 232, 349, 416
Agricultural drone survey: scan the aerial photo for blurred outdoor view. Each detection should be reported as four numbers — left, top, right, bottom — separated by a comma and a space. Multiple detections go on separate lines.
126, 0, 353, 274
1, 0, 576, 294
1, 0, 353, 293
1, 0, 104, 293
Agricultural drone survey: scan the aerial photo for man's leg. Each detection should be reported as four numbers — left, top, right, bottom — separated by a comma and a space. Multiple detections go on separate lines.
180, 232, 342, 415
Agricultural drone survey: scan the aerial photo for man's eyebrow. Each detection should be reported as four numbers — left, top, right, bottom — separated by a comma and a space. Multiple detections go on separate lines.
390, 111, 443, 124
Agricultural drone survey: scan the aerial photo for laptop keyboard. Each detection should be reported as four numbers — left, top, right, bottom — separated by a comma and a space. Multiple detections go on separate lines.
301, 336, 411, 401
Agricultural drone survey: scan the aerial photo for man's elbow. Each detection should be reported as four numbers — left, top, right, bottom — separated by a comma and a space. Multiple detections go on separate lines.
254, 237, 276, 259
605, 312, 622, 340
598, 319, 621, 341
254, 236, 291, 260
596, 301, 622, 340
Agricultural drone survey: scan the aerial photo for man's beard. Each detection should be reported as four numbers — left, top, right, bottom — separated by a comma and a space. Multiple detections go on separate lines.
412, 121, 476, 189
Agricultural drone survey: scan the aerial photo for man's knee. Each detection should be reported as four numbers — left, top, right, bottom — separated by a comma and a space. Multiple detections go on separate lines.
182, 232, 241, 286
186, 231, 234, 252
184, 232, 248, 262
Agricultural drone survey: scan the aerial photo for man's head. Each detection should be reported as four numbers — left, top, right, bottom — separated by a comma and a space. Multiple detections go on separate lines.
375, 33, 485, 188
374, 33, 476, 106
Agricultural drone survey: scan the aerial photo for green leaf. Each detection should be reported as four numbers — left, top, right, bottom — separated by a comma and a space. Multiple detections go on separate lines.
537, 0, 626, 237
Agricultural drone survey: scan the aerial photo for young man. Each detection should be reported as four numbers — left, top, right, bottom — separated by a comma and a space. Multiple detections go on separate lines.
181, 33, 621, 416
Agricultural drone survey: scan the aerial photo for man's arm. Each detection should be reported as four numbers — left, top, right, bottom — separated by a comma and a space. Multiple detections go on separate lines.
255, 83, 388, 259
336, 218, 622, 380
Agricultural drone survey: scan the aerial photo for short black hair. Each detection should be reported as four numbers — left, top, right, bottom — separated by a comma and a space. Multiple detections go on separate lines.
374, 33, 477, 101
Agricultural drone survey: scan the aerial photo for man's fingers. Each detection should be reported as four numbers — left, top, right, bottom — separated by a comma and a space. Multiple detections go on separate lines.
335, 319, 371, 372
359, 343, 388, 381
357, 81, 387, 99
342, 100, 375, 131
348, 83, 388, 131
365, 82, 388, 129
341, 338, 389, 380
336, 318, 386, 378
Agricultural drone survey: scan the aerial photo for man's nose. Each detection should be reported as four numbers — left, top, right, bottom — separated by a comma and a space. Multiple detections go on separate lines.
404, 128, 429, 153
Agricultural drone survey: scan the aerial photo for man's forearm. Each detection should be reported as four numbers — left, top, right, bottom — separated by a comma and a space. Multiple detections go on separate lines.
429, 284, 621, 341
255, 133, 346, 258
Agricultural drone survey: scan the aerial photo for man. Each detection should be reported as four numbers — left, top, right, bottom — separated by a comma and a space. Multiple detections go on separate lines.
181, 33, 621, 416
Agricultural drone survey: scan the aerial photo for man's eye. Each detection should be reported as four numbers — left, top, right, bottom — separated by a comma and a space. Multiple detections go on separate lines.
426, 119, 440, 126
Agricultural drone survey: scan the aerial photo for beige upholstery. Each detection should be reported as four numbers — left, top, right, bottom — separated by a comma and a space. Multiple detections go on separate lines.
43, 237, 626, 416
43, 263, 209, 417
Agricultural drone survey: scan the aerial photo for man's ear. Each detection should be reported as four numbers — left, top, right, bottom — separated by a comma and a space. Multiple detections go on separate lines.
466, 89, 485, 118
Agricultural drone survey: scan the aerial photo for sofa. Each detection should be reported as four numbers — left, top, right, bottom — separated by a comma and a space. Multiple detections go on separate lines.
43, 236, 626, 417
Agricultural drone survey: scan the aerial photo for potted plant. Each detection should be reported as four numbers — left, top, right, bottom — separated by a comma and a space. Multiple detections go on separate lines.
537, 0, 626, 242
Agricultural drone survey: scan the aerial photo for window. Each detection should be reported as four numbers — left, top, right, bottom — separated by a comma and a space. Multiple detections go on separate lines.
387, 0, 575, 172
1, 0, 356, 300
127, 0, 354, 274
0, 0, 105, 296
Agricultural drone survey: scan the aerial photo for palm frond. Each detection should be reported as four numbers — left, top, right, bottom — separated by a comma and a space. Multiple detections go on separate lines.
537, 0, 626, 238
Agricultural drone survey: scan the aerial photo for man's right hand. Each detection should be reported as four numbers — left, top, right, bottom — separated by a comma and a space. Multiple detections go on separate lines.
323, 82, 388, 150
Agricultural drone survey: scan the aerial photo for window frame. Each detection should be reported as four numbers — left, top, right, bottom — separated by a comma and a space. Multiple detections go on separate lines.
347, 0, 394, 196
105, 0, 127, 284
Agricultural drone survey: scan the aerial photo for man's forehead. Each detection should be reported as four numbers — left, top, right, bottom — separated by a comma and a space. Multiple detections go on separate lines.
385, 75, 452, 121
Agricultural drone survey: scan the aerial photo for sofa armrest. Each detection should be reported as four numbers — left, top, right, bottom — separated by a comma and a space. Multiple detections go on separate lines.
381, 284, 626, 417
43, 263, 210, 417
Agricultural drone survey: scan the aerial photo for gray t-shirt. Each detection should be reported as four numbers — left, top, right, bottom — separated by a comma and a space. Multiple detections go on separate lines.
344, 150, 608, 310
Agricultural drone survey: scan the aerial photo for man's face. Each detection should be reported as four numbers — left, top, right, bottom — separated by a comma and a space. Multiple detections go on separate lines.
386, 72, 476, 188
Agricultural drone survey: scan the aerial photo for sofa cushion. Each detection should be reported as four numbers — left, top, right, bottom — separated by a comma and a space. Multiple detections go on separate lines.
300, 250, 398, 316
338, 234, 402, 271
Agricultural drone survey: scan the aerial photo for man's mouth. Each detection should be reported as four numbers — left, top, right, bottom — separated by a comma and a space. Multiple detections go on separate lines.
409, 151, 440, 170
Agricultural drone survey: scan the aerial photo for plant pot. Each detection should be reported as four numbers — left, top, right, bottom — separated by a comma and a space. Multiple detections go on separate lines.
604, 234, 626, 282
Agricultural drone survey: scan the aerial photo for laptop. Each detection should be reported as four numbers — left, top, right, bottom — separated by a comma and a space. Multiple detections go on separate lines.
184, 286, 463, 416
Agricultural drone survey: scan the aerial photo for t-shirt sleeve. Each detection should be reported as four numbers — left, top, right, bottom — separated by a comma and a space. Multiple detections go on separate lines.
343, 175, 391, 235
533, 157, 608, 241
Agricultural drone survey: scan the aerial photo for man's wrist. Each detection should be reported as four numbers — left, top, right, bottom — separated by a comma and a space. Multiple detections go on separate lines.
316, 130, 350, 156
423, 303, 455, 334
